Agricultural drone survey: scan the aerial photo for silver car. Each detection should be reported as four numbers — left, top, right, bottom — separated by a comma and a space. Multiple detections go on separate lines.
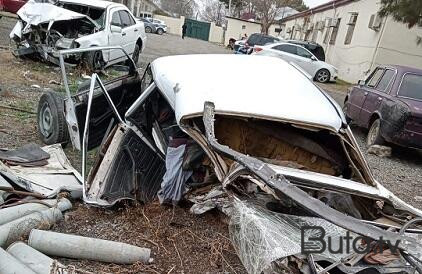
254, 42, 338, 83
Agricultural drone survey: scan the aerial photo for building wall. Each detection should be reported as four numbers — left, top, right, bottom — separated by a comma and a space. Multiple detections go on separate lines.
209, 23, 224, 44
375, 17, 422, 71
280, 0, 422, 83
225, 18, 261, 45
154, 15, 185, 36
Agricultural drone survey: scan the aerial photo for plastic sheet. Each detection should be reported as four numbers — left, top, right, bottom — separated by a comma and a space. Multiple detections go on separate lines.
229, 199, 351, 274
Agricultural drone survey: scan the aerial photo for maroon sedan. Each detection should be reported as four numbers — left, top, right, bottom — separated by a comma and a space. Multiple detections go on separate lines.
1, 0, 27, 13
344, 65, 422, 149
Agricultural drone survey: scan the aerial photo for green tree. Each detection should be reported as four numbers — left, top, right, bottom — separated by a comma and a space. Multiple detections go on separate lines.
251, 0, 308, 34
379, 0, 422, 28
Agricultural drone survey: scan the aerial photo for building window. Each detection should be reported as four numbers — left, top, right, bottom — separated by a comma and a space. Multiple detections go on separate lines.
329, 18, 341, 45
344, 13, 358, 45
311, 29, 318, 42
323, 27, 330, 44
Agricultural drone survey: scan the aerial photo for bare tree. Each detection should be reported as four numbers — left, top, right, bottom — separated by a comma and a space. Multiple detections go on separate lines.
160, 0, 198, 18
250, 0, 307, 34
202, 0, 226, 26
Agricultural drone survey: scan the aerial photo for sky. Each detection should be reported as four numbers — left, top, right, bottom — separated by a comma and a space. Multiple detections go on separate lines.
303, 0, 330, 8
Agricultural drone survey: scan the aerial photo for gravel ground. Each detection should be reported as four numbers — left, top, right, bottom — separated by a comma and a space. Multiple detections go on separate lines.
1, 15, 422, 273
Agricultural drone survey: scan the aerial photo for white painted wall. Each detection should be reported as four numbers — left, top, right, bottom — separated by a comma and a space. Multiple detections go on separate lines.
209, 23, 224, 44
154, 15, 185, 36
225, 18, 261, 45
375, 17, 422, 71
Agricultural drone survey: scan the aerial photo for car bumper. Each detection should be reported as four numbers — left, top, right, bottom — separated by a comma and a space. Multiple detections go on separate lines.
330, 72, 338, 82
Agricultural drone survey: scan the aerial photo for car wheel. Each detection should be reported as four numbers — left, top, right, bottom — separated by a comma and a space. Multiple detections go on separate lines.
145, 26, 152, 33
315, 69, 330, 83
367, 119, 384, 146
156, 28, 164, 35
37, 92, 69, 146
132, 44, 140, 66
83, 50, 104, 72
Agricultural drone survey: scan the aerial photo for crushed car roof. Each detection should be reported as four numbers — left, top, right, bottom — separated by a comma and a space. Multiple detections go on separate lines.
58, 0, 121, 9
151, 54, 344, 130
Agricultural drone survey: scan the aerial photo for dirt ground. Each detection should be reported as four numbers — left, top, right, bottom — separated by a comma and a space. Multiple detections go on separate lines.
1, 15, 422, 274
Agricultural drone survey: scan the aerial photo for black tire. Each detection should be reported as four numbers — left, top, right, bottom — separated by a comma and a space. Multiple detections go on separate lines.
83, 50, 104, 72
145, 26, 152, 33
156, 28, 164, 35
315, 69, 331, 83
132, 43, 140, 66
367, 119, 384, 146
37, 92, 70, 146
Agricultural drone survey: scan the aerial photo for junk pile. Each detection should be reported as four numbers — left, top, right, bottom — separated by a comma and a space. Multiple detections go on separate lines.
0, 143, 151, 273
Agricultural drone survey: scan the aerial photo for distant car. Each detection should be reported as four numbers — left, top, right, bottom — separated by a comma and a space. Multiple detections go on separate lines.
287, 40, 326, 62
253, 42, 337, 83
2, 0, 27, 13
138, 17, 157, 34
235, 33, 282, 54
147, 18, 167, 35
344, 65, 422, 149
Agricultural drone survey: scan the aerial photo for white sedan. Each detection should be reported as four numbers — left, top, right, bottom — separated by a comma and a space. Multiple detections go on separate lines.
253, 42, 338, 83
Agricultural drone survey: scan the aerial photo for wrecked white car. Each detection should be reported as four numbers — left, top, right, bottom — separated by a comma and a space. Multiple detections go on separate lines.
39, 49, 422, 273
10, 0, 146, 69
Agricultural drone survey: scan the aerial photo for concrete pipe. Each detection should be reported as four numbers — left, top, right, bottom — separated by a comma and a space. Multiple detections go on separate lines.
0, 247, 37, 274
0, 208, 63, 248
7, 242, 67, 274
29, 229, 151, 264
0, 198, 71, 225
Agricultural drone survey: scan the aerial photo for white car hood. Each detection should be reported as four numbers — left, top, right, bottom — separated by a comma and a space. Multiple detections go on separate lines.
10, 0, 97, 38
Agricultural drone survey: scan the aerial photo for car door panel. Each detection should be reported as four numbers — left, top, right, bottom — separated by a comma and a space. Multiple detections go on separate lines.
359, 69, 395, 127
108, 9, 125, 62
119, 10, 137, 55
347, 86, 368, 124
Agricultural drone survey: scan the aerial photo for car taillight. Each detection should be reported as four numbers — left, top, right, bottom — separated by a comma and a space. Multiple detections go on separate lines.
254, 47, 263, 53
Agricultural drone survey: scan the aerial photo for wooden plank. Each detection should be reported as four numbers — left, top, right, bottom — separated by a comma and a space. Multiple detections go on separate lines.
0, 11, 18, 19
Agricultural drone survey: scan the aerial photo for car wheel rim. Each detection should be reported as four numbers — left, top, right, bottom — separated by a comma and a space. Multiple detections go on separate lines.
39, 102, 53, 138
158, 29, 163, 34
317, 71, 329, 82
368, 121, 379, 145
146, 27, 151, 33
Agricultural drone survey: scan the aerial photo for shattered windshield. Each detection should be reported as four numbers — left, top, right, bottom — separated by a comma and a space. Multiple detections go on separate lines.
58, 3, 106, 28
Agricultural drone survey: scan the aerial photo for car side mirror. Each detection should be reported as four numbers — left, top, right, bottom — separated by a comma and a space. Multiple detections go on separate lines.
111, 25, 122, 33
311, 56, 317, 61
358, 80, 365, 86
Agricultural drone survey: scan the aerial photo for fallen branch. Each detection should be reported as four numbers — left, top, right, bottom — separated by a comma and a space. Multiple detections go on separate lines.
0, 104, 36, 114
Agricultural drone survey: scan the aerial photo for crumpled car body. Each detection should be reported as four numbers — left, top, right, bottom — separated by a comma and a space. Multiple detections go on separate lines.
10, 0, 146, 68
60, 52, 422, 273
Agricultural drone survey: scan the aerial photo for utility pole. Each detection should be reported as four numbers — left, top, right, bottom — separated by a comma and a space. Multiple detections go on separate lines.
228, 0, 232, 16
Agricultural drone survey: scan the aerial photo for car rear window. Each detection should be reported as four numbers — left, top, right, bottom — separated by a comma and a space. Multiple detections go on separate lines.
399, 74, 422, 101
247, 34, 260, 46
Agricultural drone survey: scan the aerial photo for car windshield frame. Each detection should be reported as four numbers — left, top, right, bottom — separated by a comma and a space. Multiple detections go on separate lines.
397, 72, 422, 101
57, 1, 106, 29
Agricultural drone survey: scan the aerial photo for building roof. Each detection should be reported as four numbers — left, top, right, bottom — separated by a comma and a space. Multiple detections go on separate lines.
226, 16, 261, 25
280, 0, 355, 22
151, 54, 344, 130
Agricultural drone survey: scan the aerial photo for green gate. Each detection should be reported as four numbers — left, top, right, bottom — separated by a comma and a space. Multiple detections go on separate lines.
185, 18, 211, 41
